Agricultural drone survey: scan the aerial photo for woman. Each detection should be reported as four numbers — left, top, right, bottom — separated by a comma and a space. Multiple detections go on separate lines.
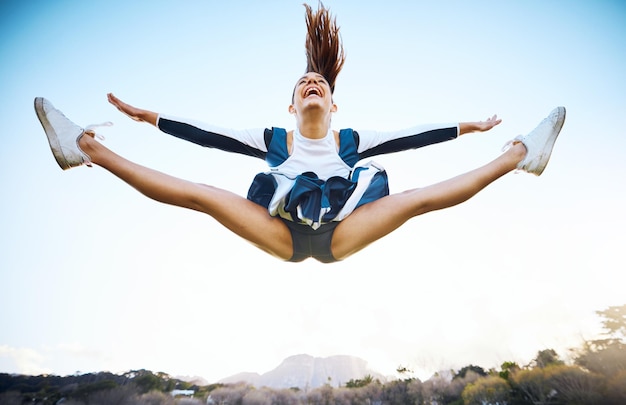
34, 4, 565, 263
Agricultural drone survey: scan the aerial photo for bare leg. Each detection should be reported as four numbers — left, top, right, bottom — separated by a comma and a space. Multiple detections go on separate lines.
79, 134, 293, 260
331, 142, 527, 260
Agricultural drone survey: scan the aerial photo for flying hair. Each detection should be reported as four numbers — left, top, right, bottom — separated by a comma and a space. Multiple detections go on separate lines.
303, 2, 346, 94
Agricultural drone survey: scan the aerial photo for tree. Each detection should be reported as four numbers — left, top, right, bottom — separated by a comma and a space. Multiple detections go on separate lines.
596, 304, 626, 342
574, 304, 626, 378
332, 386, 378, 405
511, 367, 556, 405
207, 383, 252, 405
381, 379, 414, 405
132, 370, 165, 394
545, 365, 602, 405
344, 374, 374, 388
532, 349, 563, 369
242, 387, 274, 405
73, 379, 119, 399
462, 375, 511, 405
406, 378, 424, 405
87, 384, 140, 405
445, 370, 483, 405
0, 391, 22, 405
422, 374, 453, 405
305, 383, 334, 405
498, 361, 520, 381
136, 390, 176, 405
320, 381, 334, 405
574, 339, 626, 377
454, 365, 487, 380
271, 388, 301, 405
396, 365, 415, 381
604, 370, 626, 405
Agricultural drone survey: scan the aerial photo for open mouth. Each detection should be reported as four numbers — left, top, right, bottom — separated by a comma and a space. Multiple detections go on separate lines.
304, 86, 322, 98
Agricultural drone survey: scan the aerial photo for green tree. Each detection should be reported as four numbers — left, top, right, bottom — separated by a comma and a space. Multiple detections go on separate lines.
73, 379, 119, 399
345, 375, 374, 388
396, 365, 415, 381
532, 349, 563, 369
498, 361, 520, 381
454, 365, 487, 380
462, 376, 511, 405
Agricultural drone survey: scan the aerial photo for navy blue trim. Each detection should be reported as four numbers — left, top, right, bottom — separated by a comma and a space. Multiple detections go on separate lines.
338, 128, 359, 167
247, 172, 277, 208
265, 127, 290, 167
357, 127, 458, 160
283, 173, 357, 223
158, 117, 267, 159
352, 168, 389, 208
263, 128, 273, 151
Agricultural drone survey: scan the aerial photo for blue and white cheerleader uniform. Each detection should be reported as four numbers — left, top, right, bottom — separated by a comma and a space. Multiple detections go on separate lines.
157, 114, 458, 262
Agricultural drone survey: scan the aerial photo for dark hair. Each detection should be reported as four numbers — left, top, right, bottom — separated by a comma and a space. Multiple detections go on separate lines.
303, 2, 345, 94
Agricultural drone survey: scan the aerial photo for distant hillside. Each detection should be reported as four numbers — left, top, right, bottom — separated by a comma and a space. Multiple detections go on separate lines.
219, 354, 386, 389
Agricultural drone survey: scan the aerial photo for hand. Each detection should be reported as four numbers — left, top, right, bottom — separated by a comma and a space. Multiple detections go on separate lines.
459, 114, 502, 136
474, 114, 502, 132
107, 93, 157, 125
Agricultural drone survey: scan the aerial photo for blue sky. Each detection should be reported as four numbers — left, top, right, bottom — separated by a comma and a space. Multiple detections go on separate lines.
1, 0, 625, 382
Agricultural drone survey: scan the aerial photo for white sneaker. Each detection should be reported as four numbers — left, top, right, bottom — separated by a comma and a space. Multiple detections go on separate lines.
35, 97, 91, 170
507, 106, 566, 176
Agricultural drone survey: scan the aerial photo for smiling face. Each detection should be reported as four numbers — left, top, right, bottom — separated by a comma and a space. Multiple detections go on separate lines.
289, 72, 337, 128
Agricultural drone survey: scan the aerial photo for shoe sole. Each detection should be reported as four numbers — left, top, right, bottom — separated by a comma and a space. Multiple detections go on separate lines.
34, 97, 72, 170
534, 106, 566, 176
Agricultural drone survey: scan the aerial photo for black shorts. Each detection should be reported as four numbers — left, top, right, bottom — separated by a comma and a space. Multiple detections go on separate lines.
282, 219, 339, 263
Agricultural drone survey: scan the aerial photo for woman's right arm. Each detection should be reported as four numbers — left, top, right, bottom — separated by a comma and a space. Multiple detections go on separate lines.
107, 93, 269, 159
108, 93, 158, 125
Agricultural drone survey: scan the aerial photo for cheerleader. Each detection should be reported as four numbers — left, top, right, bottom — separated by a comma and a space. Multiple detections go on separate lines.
35, 3, 565, 263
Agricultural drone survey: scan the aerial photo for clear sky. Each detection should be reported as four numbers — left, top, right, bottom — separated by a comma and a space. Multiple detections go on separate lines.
1, 0, 625, 383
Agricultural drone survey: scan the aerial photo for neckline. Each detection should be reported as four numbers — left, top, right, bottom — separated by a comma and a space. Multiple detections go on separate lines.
294, 127, 333, 142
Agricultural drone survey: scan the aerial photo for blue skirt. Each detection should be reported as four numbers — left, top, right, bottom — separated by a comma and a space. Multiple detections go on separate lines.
247, 161, 389, 229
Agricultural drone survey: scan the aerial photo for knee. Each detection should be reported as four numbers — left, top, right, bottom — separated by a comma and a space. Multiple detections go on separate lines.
183, 182, 221, 212
397, 189, 431, 216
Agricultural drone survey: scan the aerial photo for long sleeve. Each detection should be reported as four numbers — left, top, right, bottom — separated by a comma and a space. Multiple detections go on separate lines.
157, 113, 270, 160
355, 123, 459, 160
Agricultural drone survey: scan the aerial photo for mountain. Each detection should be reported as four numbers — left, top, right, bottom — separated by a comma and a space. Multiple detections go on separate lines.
219, 354, 386, 389
175, 374, 209, 386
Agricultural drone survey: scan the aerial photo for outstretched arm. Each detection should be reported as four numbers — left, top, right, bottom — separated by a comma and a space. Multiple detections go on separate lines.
356, 114, 503, 159
459, 114, 502, 135
107, 93, 158, 126
108, 93, 269, 159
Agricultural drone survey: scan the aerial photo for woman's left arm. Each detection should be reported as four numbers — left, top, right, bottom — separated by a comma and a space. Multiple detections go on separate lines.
356, 115, 502, 159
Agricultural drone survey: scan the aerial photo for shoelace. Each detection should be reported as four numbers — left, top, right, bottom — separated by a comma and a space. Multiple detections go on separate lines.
502, 135, 527, 174
85, 121, 113, 140
82, 121, 113, 166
